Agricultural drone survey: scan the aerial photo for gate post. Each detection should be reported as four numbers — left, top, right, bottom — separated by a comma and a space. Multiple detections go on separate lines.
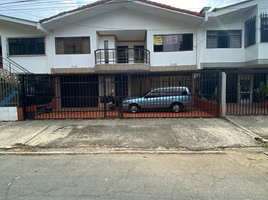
103, 76, 106, 118
21, 75, 26, 120
220, 72, 227, 117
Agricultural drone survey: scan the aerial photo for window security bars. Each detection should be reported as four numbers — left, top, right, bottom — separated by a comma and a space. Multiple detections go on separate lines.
261, 13, 268, 43
55, 37, 90, 54
207, 30, 242, 48
8, 37, 45, 56
245, 16, 256, 48
154, 34, 193, 52
19, 71, 221, 120
95, 48, 150, 65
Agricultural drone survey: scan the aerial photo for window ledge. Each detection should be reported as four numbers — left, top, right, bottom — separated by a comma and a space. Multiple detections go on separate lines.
8, 54, 46, 57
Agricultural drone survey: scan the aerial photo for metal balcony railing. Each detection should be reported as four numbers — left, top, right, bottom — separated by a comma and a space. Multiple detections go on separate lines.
94, 48, 150, 65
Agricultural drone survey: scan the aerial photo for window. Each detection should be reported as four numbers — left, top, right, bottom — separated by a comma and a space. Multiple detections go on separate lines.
207, 30, 242, 48
261, 13, 268, 43
55, 37, 90, 54
245, 16, 256, 47
8, 37, 45, 56
154, 34, 193, 52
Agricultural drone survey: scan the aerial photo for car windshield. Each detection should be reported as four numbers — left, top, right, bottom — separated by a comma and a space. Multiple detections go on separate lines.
142, 90, 152, 97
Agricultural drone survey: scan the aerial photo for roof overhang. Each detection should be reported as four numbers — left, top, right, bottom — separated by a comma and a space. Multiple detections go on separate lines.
40, 0, 204, 31
0, 14, 37, 27
97, 30, 147, 42
205, 0, 257, 20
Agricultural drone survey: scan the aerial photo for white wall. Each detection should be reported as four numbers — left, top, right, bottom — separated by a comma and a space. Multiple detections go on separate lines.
201, 0, 268, 67
0, 107, 18, 121
0, 21, 48, 73
200, 16, 246, 64
51, 9, 198, 69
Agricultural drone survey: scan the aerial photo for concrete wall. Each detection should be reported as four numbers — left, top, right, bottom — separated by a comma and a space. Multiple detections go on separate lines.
0, 107, 18, 121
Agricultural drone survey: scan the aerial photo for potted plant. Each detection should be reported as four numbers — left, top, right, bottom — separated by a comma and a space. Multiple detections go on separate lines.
254, 82, 268, 107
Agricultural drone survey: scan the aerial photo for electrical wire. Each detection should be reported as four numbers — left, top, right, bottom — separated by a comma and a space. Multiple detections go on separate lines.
0, 0, 264, 48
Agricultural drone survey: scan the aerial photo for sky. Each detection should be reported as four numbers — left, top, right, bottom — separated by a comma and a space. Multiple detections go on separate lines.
0, 0, 242, 21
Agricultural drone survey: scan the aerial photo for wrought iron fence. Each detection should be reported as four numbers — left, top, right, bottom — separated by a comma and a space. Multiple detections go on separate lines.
19, 71, 221, 120
0, 76, 20, 107
95, 48, 150, 65
226, 69, 268, 115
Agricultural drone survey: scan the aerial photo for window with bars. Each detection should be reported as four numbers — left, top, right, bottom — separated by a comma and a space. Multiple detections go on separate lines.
207, 30, 242, 48
55, 37, 90, 54
261, 13, 268, 43
245, 16, 256, 47
8, 37, 45, 56
153, 34, 193, 52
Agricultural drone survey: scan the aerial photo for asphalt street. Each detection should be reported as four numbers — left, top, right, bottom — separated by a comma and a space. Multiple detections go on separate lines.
1, 150, 268, 200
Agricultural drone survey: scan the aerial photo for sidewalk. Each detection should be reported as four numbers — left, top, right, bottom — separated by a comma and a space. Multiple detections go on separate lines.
0, 117, 264, 154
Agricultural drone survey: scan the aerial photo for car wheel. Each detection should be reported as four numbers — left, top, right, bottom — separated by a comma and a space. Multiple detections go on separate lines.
129, 104, 139, 113
172, 103, 182, 113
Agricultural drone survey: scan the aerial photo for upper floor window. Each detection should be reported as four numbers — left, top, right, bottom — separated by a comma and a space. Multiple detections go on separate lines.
154, 34, 193, 52
261, 13, 268, 43
8, 37, 45, 56
245, 16, 256, 47
55, 37, 90, 54
207, 30, 242, 48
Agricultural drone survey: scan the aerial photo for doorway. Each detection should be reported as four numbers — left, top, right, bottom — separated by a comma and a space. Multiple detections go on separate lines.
117, 46, 128, 63
134, 45, 144, 63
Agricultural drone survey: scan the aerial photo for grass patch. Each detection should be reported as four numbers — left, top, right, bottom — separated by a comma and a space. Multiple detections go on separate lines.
256, 140, 268, 148
255, 132, 268, 140
254, 132, 268, 148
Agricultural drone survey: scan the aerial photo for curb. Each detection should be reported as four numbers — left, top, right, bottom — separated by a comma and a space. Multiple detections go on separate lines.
0, 150, 226, 156
224, 116, 268, 143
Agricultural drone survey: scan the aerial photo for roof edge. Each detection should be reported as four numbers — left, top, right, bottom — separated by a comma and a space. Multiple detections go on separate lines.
40, 0, 204, 24
211, 0, 255, 12
39, 0, 113, 24
139, 0, 204, 18
0, 14, 37, 26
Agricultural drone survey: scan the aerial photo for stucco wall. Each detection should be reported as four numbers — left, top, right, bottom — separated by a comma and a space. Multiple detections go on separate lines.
0, 21, 48, 73
50, 9, 198, 70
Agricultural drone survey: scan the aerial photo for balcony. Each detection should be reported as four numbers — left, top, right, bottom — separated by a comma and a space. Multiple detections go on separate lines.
95, 48, 150, 65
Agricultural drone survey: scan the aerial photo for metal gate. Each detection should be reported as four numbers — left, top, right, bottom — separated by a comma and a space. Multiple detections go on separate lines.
226, 69, 268, 115
19, 71, 221, 120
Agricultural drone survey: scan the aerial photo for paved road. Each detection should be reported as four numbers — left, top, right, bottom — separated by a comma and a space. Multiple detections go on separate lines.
1, 150, 268, 200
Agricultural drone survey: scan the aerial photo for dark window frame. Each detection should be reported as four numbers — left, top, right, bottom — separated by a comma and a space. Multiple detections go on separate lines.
245, 16, 256, 48
55, 36, 91, 55
153, 34, 193, 52
8, 37, 45, 56
206, 30, 242, 49
260, 13, 268, 43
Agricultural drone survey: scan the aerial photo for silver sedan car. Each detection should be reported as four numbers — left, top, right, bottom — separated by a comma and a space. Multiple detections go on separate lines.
123, 87, 192, 113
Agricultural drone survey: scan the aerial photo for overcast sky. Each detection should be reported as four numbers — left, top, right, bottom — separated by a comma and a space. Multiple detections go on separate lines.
0, 0, 242, 21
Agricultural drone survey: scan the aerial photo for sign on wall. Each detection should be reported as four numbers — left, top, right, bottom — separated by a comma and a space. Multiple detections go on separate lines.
154, 36, 163, 45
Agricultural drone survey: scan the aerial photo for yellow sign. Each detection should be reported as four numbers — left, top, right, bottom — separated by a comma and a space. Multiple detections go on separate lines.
154, 36, 163, 45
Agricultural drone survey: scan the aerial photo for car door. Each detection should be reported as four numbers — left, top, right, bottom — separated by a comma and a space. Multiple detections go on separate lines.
142, 91, 161, 109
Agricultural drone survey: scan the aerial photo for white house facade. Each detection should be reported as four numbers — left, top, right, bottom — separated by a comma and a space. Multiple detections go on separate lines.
1, 0, 267, 74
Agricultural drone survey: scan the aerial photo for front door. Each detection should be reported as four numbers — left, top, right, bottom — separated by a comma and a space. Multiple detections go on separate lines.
240, 79, 250, 103
134, 45, 144, 63
117, 46, 128, 63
